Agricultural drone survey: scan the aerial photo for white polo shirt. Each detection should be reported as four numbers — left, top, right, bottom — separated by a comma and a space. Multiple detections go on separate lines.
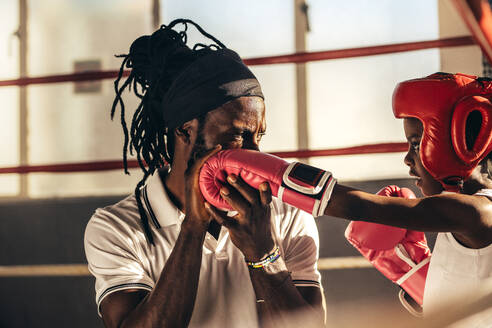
84, 170, 322, 328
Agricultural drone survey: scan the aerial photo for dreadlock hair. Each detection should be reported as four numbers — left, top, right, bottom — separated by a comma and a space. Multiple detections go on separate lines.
110, 19, 227, 245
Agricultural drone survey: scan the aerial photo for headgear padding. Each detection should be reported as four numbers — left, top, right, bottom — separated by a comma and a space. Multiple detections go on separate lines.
393, 72, 492, 191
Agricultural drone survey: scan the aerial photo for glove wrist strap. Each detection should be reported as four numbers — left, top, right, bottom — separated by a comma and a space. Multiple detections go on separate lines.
278, 162, 337, 217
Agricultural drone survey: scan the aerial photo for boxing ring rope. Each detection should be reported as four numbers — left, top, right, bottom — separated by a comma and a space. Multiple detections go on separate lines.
0, 26, 487, 277
452, 0, 492, 64
0, 257, 372, 277
0, 36, 475, 87
0, 35, 475, 176
0, 142, 408, 174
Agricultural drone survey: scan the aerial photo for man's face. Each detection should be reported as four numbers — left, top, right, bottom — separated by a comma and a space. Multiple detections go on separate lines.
403, 118, 444, 196
190, 96, 266, 161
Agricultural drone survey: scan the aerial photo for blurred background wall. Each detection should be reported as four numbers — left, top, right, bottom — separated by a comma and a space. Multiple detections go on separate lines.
0, 0, 485, 327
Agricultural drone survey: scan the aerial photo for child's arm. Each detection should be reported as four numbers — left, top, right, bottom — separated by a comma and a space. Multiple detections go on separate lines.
325, 184, 492, 248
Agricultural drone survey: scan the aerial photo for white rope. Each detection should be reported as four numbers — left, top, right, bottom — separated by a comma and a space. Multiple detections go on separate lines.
0, 264, 90, 277
0, 257, 371, 277
317, 256, 371, 270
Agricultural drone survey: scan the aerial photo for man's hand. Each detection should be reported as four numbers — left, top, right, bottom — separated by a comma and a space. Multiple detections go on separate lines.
184, 145, 222, 229
205, 174, 325, 327
205, 174, 275, 261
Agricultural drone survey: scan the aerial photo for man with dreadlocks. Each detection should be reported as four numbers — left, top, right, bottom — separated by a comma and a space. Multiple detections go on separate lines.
84, 19, 325, 328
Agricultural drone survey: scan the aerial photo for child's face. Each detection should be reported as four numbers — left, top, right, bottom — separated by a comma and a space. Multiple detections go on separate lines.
403, 118, 444, 196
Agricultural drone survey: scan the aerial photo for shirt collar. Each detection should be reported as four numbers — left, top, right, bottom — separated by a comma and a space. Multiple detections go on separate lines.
141, 168, 185, 228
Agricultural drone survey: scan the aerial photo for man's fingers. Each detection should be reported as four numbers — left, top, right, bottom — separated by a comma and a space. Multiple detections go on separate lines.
226, 175, 260, 205
205, 202, 237, 228
220, 186, 248, 218
259, 182, 272, 206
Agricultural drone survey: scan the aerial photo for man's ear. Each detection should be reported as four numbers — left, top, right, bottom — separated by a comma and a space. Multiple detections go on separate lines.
174, 119, 199, 145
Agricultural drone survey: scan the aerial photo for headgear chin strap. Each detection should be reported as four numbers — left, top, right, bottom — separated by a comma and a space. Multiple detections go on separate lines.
393, 72, 492, 191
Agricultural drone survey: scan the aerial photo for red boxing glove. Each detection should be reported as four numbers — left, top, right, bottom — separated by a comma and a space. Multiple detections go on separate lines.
199, 149, 337, 217
344, 185, 431, 315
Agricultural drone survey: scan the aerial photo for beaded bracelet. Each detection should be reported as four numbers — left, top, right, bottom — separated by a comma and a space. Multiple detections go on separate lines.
245, 246, 280, 269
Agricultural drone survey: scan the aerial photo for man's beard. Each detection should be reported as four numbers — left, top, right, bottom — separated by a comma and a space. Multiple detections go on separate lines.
186, 132, 212, 171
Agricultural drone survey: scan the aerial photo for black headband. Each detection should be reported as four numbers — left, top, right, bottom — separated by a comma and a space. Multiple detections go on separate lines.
161, 48, 264, 130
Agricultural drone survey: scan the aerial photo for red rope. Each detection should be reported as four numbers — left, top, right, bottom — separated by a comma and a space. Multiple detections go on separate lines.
0, 36, 474, 87
269, 142, 408, 158
452, 0, 492, 64
245, 36, 474, 65
0, 70, 130, 87
0, 142, 407, 174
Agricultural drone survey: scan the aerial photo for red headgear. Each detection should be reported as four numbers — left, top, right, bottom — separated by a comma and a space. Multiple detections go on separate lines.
393, 72, 492, 191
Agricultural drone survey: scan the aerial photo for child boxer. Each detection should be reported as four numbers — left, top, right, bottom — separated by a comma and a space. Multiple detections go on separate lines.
199, 73, 492, 324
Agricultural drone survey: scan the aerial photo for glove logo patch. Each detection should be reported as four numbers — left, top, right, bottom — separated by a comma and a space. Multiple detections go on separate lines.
282, 162, 330, 195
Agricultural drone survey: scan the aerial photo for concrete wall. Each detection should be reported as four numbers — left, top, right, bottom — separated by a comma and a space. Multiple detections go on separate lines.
0, 178, 435, 328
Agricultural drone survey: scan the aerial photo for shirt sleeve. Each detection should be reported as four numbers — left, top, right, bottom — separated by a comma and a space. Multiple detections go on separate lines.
84, 207, 154, 316
281, 206, 322, 288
